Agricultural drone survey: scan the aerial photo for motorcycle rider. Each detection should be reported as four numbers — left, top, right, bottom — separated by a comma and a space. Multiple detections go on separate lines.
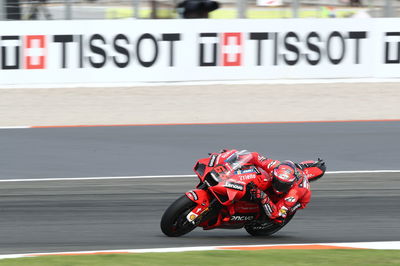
222, 150, 326, 224
247, 151, 326, 223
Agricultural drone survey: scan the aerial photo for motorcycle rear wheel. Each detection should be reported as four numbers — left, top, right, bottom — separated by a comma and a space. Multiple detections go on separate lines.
160, 195, 197, 237
244, 213, 295, 237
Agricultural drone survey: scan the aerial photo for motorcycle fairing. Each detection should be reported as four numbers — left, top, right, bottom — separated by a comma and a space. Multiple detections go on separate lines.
190, 150, 280, 229
185, 187, 262, 230
185, 189, 212, 224
193, 150, 254, 183
208, 179, 247, 206
202, 200, 261, 230
193, 150, 270, 206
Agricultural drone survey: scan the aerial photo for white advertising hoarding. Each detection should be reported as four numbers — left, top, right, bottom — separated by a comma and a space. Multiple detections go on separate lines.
373, 18, 400, 78
0, 18, 397, 85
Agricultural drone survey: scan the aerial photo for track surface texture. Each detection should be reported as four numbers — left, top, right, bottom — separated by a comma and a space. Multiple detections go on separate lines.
0, 121, 399, 254
1, 121, 400, 179
0, 173, 399, 255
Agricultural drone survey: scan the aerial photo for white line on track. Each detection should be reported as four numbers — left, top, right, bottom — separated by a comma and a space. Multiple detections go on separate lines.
0, 175, 196, 182
0, 170, 399, 182
0, 241, 399, 260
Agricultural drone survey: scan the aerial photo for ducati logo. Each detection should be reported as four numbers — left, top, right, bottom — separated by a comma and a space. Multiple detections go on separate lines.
230, 215, 254, 221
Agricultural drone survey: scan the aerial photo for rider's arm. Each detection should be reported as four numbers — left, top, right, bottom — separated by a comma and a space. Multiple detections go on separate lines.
277, 188, 311, 211
274, 192, 301, 219
249, 152, 280, 173
260, 194, 299, 221
265, 186, 311, 222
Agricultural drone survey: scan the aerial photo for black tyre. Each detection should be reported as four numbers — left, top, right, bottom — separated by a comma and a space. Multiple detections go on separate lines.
245, 213, 295, 237
160, 195, 197, 237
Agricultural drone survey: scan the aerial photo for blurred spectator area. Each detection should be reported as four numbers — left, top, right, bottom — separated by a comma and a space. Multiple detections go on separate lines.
2, 0, 400, 20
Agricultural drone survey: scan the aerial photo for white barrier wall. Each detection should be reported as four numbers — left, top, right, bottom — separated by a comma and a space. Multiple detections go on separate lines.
0, 18, 399, 85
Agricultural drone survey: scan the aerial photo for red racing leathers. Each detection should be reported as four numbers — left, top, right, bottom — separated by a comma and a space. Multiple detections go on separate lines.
247, 152, 326, 223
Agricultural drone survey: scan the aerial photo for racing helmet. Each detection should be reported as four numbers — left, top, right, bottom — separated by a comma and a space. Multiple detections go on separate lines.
271, 161, 298, 194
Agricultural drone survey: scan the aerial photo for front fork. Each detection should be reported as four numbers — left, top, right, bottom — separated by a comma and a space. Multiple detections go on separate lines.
185, 189, 212, 224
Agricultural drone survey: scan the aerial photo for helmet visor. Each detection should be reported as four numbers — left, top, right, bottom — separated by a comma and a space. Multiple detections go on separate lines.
272, 177, 292, 193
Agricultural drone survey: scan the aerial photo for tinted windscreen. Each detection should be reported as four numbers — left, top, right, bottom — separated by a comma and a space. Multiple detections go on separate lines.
195, 163, 206, 177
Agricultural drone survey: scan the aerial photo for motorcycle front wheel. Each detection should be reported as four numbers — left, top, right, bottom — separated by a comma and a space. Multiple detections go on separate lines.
160, 195, 197, 237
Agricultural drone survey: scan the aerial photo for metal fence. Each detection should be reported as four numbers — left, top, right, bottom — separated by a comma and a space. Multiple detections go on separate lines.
0, 0, 399, 20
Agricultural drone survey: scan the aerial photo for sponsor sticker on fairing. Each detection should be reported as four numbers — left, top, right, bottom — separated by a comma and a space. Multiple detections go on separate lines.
188, 190, 198, 201
224, 182, 244, 191
239, 174, 257, 181
186, 211, 198, 224
235, 168, 257, 174
230, 215, 254, 221
208, 154, 218, 167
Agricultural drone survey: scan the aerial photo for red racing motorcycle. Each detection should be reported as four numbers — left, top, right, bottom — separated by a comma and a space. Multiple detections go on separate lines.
161, 150, 321, 237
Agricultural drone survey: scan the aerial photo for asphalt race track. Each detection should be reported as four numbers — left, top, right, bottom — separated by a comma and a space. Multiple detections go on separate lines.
1, 121, 400, 179
0, 173, 399, 255
0, 121, 399, 254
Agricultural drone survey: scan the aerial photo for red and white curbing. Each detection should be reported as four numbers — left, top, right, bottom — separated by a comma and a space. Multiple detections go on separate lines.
0, 242, 399, 260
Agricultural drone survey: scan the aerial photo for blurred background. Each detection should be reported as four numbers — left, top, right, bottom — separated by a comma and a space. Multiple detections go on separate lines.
1, 0, 399, 21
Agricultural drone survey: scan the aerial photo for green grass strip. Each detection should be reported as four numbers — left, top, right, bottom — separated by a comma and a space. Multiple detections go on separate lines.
1, 249, 400, 266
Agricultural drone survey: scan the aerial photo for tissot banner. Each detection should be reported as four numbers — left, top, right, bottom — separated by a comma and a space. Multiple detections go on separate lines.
0, 18, 398, 85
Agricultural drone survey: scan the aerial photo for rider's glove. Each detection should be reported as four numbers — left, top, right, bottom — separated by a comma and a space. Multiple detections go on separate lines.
250, 187, 267, 201
253, 189, 272, 208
